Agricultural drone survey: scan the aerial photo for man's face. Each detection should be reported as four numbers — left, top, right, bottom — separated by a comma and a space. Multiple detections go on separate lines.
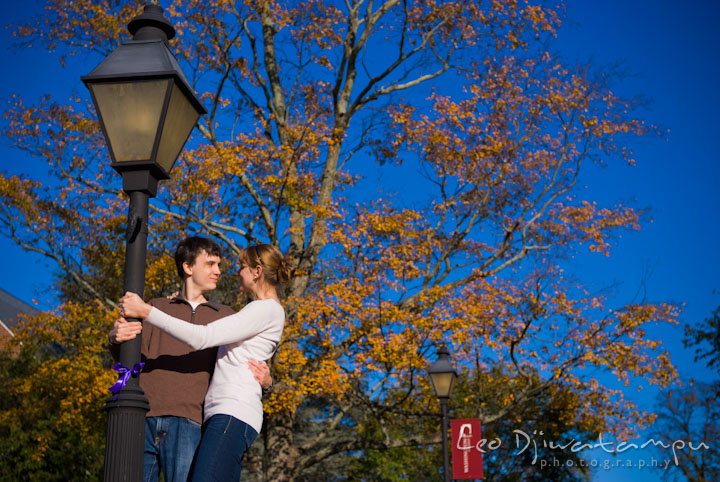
184, 250, 221, 293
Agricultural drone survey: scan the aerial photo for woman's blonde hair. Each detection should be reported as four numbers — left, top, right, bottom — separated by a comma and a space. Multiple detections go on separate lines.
238, 244, 292, 286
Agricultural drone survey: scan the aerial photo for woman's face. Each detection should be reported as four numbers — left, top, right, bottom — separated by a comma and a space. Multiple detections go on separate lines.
238, 262, 257, 292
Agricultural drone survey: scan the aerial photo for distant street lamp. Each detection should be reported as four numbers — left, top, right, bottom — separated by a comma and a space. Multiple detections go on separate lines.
81, 4, 206, 481
429, 344, 458, 482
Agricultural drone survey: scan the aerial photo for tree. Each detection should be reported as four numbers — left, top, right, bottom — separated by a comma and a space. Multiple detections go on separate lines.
0, 304, 114, 481
1, 0, 679, 479
339, 367, 597, 482
650, 382, 719, 482
684, 301, 720, 374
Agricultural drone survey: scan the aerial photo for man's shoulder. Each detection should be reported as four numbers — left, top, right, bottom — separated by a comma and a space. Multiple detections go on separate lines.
148, 296, 234, 314
208, 301, 236, 316
149, 297, 176, 309
194, 299, 235, 325
148, 297, 192, 320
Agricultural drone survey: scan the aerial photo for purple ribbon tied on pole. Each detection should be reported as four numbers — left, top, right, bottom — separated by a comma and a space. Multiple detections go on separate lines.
108, 362, 145, 400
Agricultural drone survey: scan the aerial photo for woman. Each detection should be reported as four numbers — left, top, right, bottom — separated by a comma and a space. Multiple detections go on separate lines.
119, 244, 291, 481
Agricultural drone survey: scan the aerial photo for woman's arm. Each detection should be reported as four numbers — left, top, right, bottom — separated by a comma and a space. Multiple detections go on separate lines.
119, 292, 278, 350
144, 302, 274, 350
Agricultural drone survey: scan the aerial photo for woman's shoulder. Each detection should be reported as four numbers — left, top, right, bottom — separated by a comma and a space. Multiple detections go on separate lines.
245, 298, 284, 314
242, 299, 285, 329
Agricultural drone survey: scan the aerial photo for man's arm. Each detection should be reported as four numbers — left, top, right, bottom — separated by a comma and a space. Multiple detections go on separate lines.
107, 318, 143, 361
248, 359, 273, 390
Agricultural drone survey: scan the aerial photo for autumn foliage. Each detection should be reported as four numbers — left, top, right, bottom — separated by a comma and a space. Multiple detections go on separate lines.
0, 303, 114, 480
0, 0, 679, 480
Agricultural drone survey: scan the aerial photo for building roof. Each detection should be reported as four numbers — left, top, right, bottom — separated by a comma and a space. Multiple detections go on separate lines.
0, 288, 37, 342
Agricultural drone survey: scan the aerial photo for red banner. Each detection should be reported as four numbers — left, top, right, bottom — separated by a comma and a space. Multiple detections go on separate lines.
451, 418, 484, 480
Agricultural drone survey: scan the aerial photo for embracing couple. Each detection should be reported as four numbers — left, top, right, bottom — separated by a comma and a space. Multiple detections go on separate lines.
110, 236, 291, 482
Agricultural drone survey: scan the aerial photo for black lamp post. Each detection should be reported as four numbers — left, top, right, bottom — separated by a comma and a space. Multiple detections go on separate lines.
429, 344, 458, 482
81, 4, 206, 481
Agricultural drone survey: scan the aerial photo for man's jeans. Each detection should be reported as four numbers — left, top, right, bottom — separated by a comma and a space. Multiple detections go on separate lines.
144, 416, 202, 482
188, 414, 258, 482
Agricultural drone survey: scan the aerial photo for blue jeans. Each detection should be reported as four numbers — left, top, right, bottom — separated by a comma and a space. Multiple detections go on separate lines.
144, 416, 202, 482
189, 414, 258, 482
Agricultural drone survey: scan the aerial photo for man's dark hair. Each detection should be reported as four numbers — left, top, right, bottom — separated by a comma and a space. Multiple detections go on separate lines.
174, 236, 223, 279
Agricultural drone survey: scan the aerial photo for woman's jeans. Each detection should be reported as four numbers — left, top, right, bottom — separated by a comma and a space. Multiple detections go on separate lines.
144, 416, 202, 482
189, 414, 258, 482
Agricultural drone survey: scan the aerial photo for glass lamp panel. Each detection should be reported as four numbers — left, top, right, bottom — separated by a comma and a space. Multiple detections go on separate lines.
155, 83, 201, 173
89, 79, 170, 162
430, 371, 456, 398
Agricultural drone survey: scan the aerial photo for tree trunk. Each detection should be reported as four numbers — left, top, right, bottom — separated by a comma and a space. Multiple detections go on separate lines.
263, 410, 300, 481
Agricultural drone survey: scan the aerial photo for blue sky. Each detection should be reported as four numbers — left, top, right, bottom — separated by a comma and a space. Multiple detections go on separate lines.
1, 1, 718, 480
543, 1, 719, 480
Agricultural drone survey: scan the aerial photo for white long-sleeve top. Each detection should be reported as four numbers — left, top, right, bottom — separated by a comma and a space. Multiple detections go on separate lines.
145, 298, 285, 433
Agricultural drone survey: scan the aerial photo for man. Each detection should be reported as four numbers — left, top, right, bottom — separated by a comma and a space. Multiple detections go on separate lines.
109, 236, 271, 482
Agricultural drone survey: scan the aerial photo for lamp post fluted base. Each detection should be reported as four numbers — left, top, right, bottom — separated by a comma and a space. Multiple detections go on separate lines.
104, 385, 149, 482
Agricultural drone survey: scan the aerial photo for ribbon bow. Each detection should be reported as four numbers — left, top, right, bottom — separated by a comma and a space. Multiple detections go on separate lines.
108, 362, 145, 400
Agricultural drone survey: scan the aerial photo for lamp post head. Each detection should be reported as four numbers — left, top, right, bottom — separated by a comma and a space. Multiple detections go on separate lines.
81, 3, 206, 194
428, 344, 457, 400
128, 4, 176, 42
